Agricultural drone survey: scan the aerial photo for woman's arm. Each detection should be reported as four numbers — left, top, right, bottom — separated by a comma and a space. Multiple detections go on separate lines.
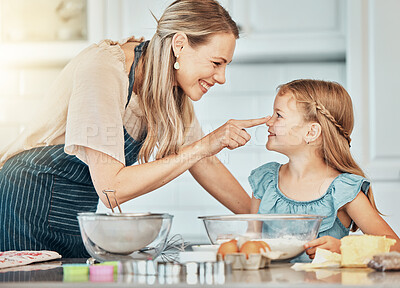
86, 142, 202, 207
86, 118, 267, 208
250, 195, 261, 214
189, 155, 250, 213
249, 195, 262, 234
344, 191, 400, 251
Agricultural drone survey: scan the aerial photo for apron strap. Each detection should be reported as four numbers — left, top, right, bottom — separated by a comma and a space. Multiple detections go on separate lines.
126, 40, 150, 108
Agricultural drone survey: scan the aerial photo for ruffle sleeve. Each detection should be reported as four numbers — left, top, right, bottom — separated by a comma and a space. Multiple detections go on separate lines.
248, 162, 280, 200
318, 173, 370, 233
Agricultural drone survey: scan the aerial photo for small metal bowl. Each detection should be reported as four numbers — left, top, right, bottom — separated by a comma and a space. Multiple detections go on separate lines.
78, 212, 173, 262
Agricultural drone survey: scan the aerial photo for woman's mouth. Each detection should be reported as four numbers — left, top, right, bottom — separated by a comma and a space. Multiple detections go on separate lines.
199, 80, 211, 93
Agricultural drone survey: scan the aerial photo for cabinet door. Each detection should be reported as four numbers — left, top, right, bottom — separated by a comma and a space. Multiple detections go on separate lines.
112, 0, 346, 62
229, 0, 346, 61
347, 0, 400, 181
107, 0, 170, 40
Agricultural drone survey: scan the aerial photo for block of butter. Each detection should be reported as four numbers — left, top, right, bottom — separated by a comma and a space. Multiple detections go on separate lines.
341, 235, 396, 267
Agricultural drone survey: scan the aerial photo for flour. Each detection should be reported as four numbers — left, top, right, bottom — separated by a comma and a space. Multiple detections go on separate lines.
260, 238, 307, 260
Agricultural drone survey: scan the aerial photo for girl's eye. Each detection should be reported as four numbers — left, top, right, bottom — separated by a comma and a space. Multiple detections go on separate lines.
276, 112, 282, 118
213, 61, 222, 66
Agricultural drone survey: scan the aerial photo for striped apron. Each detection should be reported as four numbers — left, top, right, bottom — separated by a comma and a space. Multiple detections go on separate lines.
0, 40, 149, 258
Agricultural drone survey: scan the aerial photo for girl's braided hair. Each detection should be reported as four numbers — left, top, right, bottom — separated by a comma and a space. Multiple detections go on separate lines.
311, 99, 352, 146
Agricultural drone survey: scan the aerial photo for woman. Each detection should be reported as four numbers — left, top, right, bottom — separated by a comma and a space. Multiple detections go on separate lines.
0, 0, 266, 257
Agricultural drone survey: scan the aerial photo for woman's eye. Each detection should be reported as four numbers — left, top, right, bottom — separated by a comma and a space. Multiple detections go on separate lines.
213, 61, 221, 66
276, 112, 282, 118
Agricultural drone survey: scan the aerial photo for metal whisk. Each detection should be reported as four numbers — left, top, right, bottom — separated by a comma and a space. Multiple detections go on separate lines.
102, 190, 122, 213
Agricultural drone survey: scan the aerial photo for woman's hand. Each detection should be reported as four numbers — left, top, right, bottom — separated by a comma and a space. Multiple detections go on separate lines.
197, 117, 268, 158
304, 236, 341, 259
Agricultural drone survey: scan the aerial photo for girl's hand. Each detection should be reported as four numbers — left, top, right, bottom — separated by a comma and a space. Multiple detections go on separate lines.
304, 236, 341, 259
197, 117, 268, 158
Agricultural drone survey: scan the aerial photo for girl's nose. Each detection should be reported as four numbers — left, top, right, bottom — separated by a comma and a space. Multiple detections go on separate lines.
266, 115, 273, 126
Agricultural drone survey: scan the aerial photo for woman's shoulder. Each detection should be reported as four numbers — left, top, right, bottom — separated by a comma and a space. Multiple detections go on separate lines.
67, 39, 134, 89
74, 37, 143, 71
96, 36, 145, 61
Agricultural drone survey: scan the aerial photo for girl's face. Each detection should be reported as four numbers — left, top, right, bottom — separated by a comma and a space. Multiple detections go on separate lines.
175, 33, 236, 101
266, 92, 310, 155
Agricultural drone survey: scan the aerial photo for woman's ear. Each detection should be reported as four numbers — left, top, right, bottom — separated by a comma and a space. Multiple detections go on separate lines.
304, 122, 321, 144
171, 32, 188, 57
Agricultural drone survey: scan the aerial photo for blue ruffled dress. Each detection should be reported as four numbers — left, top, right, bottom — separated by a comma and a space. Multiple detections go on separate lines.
248, 162, 370, 262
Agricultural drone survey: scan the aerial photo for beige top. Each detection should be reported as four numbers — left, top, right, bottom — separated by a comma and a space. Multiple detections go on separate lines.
0, 37, 203, 168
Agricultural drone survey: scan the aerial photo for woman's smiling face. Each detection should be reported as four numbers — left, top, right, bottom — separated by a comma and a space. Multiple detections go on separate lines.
174, 32, 236, 101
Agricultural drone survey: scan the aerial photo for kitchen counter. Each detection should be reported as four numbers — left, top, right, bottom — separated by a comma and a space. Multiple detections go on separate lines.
1, 258, 400, 287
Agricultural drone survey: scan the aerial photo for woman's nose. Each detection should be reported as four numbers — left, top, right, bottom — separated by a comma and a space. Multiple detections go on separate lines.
213, 67, 226, 84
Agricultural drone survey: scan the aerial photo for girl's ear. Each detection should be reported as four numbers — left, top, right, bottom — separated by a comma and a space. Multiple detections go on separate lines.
304, 122, 322, 144
171, 32, 188, 57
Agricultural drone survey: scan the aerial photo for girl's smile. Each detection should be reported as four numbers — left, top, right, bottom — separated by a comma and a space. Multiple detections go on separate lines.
266, 92, 309, 154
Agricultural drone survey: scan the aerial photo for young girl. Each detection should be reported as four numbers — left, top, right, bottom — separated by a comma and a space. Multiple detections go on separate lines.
249, 79, 400, 262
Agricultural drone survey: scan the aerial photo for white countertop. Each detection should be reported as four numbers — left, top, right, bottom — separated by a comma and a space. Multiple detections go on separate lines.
1, 260, 400, 287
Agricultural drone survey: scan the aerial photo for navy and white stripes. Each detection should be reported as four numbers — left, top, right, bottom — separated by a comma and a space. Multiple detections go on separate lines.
0, 129, 143, 257
0, 145, 96, 257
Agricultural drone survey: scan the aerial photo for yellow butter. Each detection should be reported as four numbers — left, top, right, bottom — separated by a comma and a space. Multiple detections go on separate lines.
340, 235, 396, 267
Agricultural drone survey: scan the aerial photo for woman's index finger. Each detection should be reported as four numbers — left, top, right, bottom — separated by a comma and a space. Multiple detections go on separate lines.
236, 117, 268, 128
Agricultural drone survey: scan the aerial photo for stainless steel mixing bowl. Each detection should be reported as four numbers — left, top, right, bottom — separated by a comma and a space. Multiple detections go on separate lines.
78, 212, 173, 262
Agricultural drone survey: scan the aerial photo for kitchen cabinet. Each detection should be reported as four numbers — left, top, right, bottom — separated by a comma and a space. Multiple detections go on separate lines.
0, 0, 344, 65
227, 0, 346, 62
347, 0, 400, 182
111, 0, 346, 62
345, 0, 400, 236
0, 0, 104, 67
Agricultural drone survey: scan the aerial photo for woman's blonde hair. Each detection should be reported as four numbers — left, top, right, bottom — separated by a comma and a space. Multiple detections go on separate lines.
277, 79, 379, 232
134, 0, 239, 163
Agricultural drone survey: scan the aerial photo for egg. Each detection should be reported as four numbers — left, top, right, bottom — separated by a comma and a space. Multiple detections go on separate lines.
239, 240, 270, 259
256, 240, 271, 252
217, 239, 239, 259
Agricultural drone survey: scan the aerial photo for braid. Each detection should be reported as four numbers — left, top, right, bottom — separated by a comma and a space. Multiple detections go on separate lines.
313, 100, 352, 145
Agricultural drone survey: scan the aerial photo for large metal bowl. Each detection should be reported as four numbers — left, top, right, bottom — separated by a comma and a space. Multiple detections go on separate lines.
78, 212, 173, 262
199, 214, 324, 261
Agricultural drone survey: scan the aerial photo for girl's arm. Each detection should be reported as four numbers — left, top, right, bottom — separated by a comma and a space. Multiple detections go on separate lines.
344, 191, 400, 251
85, 118, 267, 210
189, 156, 250, 214
305, 191, 400, 259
